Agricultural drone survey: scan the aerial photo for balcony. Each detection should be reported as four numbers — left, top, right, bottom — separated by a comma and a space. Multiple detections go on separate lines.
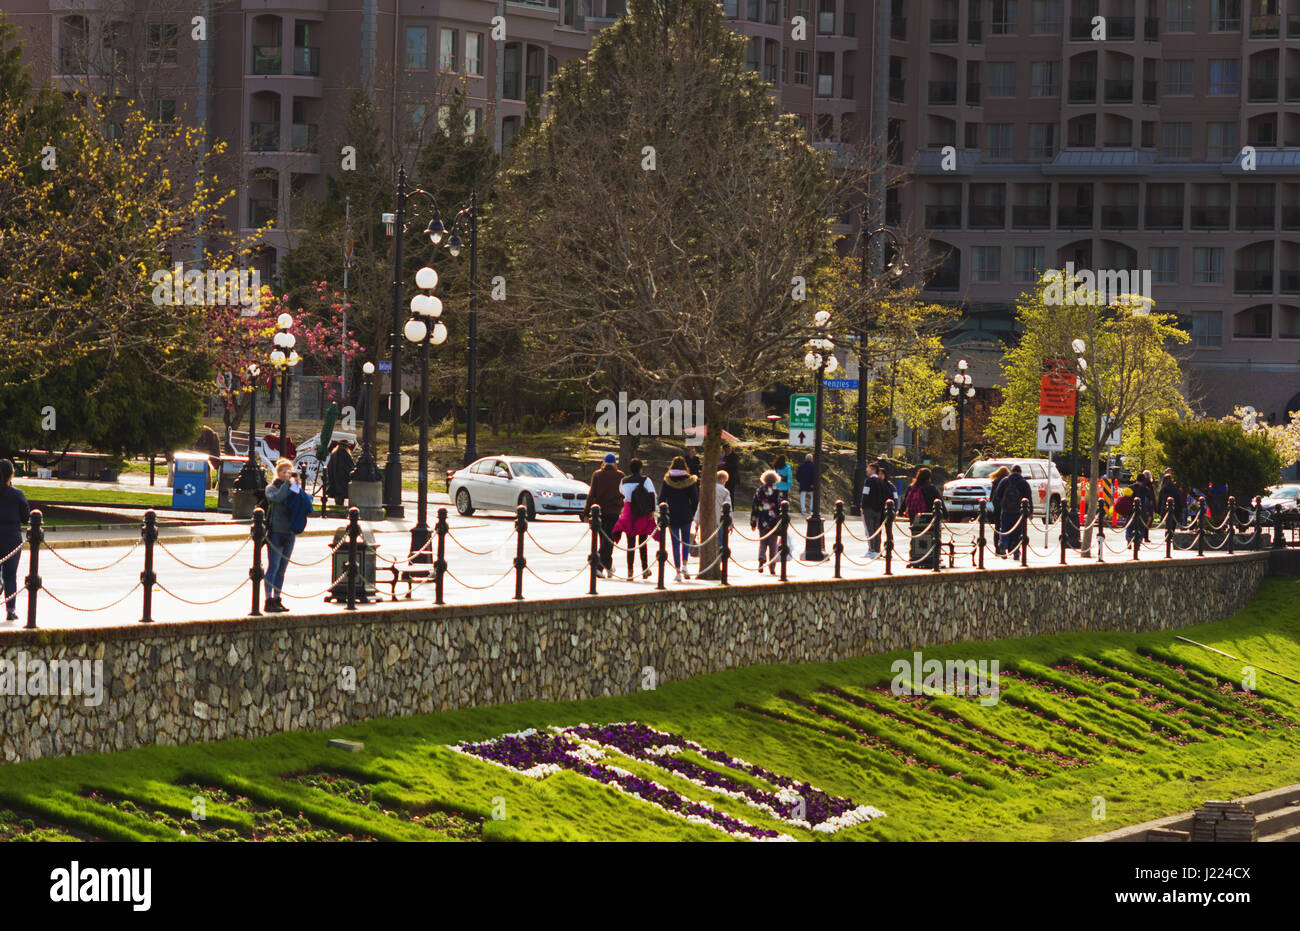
930, 17, 958, 42
1287, 77, 1300, 101
968, 205, 1005, 228
1249, 76, 1278, 101
249, 121, 279, 151
1108, 16, 1135, 39
293, 46, 320, 77
817, 74, 834, 97
968, 19, 983, 42
248, 198, 277, 227
1234, 269, 1273, 293
1144, 16, 1159, 39
1012, 205, 1050, 228
966, 81, 981, 104
1237, 205, 1275, 229
1142, 79, 1158, 103
1191, 206, 1230, 228
1249, 14, 1280, 37
1283, 206, 1300, 229
1068, 79, 1096, 102
928, 80, 957, 104
1283, 270, 1300, 293
1104, 79, 1133, 103
1069, 16, 1094, 40
1100, 205, 1138, 228
1058, 205, 1093, 228
252, 45, 281, 75
1145, 205, 1183, 228
291, 122, 318, 153
891, 15, 907, 39
924, 205, 961, 228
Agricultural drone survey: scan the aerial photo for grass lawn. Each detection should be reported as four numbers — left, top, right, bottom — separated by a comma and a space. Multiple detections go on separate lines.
16, 484, 216, 510
2, 578, 1298, 841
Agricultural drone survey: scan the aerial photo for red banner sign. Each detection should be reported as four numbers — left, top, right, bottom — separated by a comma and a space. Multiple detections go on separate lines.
1039, 357, 1077, 416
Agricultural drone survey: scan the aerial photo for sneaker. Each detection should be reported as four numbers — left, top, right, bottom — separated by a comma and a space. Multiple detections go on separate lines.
5, 613, 16, 621
265, 598, 289, 613
682, 569, 691, 580
675, 570, 683, 582
866, 550, 878, 559
642, 568, 652, 579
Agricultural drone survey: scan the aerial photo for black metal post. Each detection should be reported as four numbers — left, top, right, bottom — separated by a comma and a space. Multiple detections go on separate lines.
1226, 495, 1236, 554
804, 361, 828, 561
1196, 496, 1207, 557
1064, 410, 1080, 549
934, 500, 945, 572
249, 507, 265, 616
24, 510, 42, 630
140, 510, 157, 623
1273, 504, 1286, 548
351, 369, 381, 482
277, 364, 290, 472
833, 500, 844, 578
384, 166, 406, 517
513, 504, 527, 600
235, 374, 265, 490
1097, 500, 1105, 562
588, 504, 601, 596
656, 503, 669, 590
410, 334, 432, 563
1059, 502, 1067, 565
956, 394, 965, 475
720, 502, 732, 585
883, 497, 895, 575
779, 501, 790, 581
465, 190, 479, 466
1253, 496, 1264, 551
434, 507, 448, 605
1165, 497, 1174, 558
1132, 506, 1141, 560
345, 506, 360, 610
1019, 498, 1030, 567
978, 497, 988, 569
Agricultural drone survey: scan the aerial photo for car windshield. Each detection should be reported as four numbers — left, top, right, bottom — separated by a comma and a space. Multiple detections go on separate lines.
510, 460, 562, 479
963, 463, 1012, 479
1267, 485, 1300, 499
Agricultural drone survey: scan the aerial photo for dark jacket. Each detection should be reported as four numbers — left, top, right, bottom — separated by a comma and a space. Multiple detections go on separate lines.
1155, 478, 1183, 516
264, 478, 299, 535
685, 453, 702, 476
0, 485, 30, 551
996, 473, 1032, 512
720, 451, 741, 495
751, 484, 783, 533
584, 464, 625, 520
904, 482, 941, 517
325, 446, 354, 498
659, 472, 699, 526
795, 459, 815, 492
861, 473, 889, 513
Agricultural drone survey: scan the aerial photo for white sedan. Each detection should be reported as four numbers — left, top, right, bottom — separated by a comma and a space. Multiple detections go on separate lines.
449, 456, 590, 521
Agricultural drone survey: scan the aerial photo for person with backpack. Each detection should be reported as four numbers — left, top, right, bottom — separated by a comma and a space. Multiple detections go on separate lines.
613, 458, 657, 580
795, 453, 815, 516
987, 466, 1011, 555
995, 464, 1032, 560
0, 459, 30, 622
583, 453, 624, 578
902, 468, 942, 568
860, 461, 889, 558
264, 457, 311, 612
751, 469, 784, 574
771, 455, 793, 504
660, 456, 699, 582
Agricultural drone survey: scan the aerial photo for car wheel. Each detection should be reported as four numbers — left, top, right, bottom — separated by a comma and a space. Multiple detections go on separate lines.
455, 488, 474, 517
519, 492, 537, 522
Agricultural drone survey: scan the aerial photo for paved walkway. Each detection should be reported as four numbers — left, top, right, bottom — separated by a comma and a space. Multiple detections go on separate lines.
0, 507, 1253, 632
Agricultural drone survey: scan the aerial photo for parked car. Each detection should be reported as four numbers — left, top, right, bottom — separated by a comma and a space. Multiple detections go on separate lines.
1260, 484, 1300, 513
449, 456, 589, 520
942, 458, 1067, 521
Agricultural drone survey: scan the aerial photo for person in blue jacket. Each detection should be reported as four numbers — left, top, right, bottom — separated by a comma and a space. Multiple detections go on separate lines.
772, 454, 793, 504
263, 458, 303, 613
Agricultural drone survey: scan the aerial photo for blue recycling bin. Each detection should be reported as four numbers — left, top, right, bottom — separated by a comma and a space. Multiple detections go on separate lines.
172, 453, 209, 510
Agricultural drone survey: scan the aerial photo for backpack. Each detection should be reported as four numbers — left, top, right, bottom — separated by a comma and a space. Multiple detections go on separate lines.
287, 486, 314, 534
904, 485, 926, 516
630, 479, 655, 517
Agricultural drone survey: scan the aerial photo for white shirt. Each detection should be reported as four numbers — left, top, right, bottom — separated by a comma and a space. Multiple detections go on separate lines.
621, 476, 655, 502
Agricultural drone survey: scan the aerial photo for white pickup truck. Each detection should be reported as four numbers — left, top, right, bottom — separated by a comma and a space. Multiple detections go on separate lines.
942, 458, 1068, 521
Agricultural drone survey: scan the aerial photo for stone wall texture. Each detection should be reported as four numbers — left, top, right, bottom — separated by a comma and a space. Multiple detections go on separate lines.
0, 552, 1271, 763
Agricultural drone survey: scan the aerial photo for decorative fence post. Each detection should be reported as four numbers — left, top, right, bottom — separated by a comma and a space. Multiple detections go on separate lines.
1196, 496, 1207, 557
24, 510, 43, 630
978, 498, 988, 569
1096, 501, 1105, 563
778, 501, 789, 582
140, 510, 157, 623
435, 507, 449, 606
1226, 495, 1236, 555
883, 498, 895, 576
587, 504, 601, 596
249, 507, 266, 617
1131, 502, 1141, 561
1165, 497, 1174, 559
513, 505, 528, 600
1253, 496, 1264, 551
1273, 503, 1286, 549
1019, 498, 1030, 567
933, 502, 945, 572
345, 506, 361, 611
656, 503, 669, 591
719, 502, 732, 586
833, 500, 844, 579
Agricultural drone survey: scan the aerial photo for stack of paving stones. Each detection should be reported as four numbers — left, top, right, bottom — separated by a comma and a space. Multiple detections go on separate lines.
1190, 801, 1257, 842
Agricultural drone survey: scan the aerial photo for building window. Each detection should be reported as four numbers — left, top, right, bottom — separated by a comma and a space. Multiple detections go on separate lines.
149, 98, 176, 123
986, 123, 1014, 160
467, 107, 481, 138
1165, 0, 1194, 31
747, 0, 760, 20
793, 51, 809, 85
1210, 0, 1241, 31
406, 27, 428, 70
1140, 120, 1156, 148
1030, 61, 1058, 96
723, 0, 738, 15
1149, 247, 1178, 283
503, 43, 521, 99
1208, 60, 1239, 96
1030, 0, 1062, 33
466, 33, 483, 75
440, 28, 458, 71
1014, 246, 1045, 282
1029, 123, 1056, 159
146, 23, 178, 65
1207, 122, 1238, 160
1187, 311, 1223, 346
991, 0, 1017, 34
502, 115, 521, 148
1162, 60, 1193, 95
972, 246, 1001, 282
1193, 247, 1224, 283
988, 62, 1016, 97
410, 104, 428, 140
964, 121, 980, 148
1160, 122, 1191, 159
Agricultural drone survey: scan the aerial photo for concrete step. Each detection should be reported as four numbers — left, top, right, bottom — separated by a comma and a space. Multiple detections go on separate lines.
1080, 783, 1300, 842
1259, 823, 1300, 842
1255, 803, 1300, 837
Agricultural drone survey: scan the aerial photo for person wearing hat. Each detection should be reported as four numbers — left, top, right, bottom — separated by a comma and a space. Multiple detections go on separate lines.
583, 453, 625, 577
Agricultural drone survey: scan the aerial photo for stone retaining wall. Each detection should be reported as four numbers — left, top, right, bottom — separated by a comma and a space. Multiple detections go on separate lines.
0, 553, 1271, 763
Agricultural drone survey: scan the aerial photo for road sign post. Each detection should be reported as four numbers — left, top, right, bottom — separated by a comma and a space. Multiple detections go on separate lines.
789, 393, 816, 447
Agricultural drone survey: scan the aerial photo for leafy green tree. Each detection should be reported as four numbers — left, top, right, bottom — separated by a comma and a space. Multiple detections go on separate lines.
1155, 418, 1282, 505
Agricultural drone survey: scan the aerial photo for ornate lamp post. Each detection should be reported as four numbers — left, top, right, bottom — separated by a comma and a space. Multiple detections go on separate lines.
803, 309, 838, 561
948, 359, 975, 474
269, 313, 299, 469
403, 266, 448, 564
351, 361, 382, 483
234, 362, 265, 492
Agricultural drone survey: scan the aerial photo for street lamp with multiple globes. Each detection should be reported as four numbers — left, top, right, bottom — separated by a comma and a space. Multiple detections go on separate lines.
802, 309, 838, 561
350, 361, 382, 483
949, 359, 975, 474
234, 362, 266, 492
403, 266, 448, 564
269, 313, 300, 470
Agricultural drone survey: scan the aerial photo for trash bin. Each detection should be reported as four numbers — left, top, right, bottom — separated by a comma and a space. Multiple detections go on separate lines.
326, 526, 378, 603
216, 456, 246, 510
908, 513, 940, 569
171, 453, 209, 510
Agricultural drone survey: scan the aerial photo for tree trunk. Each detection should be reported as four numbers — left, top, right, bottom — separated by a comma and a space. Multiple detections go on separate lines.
696, 393, 724, 581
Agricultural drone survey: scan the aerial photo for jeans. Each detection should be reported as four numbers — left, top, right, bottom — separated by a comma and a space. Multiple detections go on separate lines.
669, 524, 691, 569
596, 513, 619, 572
757, 529, 779, 573
862, 508, 883, 553
998, 510, 1022, 557
2, 544, 20, 617
799, 491, 812, 514
265, 531, 295, 597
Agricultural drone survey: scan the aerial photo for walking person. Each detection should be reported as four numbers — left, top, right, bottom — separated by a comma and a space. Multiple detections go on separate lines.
860, 460, 889, 558
583, 453, 624, 577
771, 454, 793, 504
713, 470, 732, 524
719, 444, 741, 501
263, 458, 309, 613
613, 458, 657, 580
660, 457, 699, 581
795, 453, 815, 516
995, 465, 1032, 560
902, 467, 942, 569
751, 469, 783, 574
324, 441, 353, 515
987, 466, 1011, 556
1156, 469, 1183, 525
0, 460, 30, 621
684, 448, 702, 477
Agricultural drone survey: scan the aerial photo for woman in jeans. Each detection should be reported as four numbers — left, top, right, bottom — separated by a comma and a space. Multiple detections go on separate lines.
0, 459, 30, 621
751, 469, 783, 574
263, 458, 302, 612
659, 456, 699, 582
